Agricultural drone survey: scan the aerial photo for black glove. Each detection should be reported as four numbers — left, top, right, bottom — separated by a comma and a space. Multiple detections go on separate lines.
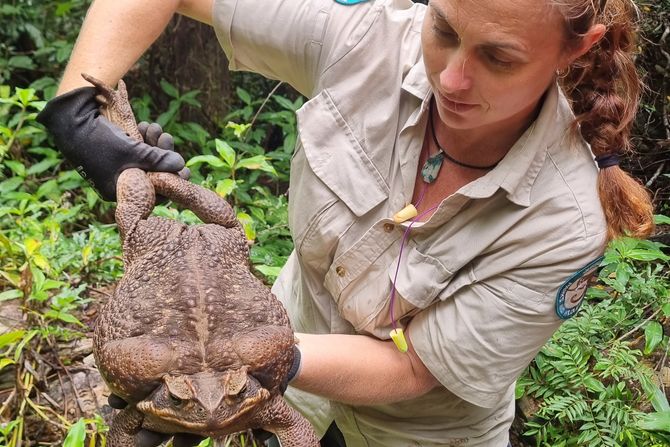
36, 87, 185, 201
137, 121, 190, 181
108, 395, 205, 447
280, 345, 302, 394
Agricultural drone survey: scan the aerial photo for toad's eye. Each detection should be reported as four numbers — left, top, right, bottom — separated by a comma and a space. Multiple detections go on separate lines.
169, 393, 184, 407
236, 383, 247, 396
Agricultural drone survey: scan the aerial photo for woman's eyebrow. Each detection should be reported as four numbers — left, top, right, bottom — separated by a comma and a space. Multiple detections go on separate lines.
430, 3, 449, 23
429, 3, 528, 55
481, 41, 528, 55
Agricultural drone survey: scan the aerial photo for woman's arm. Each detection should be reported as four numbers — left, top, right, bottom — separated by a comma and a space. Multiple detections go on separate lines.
57, 0, 213, 94
291, 331, 440, 405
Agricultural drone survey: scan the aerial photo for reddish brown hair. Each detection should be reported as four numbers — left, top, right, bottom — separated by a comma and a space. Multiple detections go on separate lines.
553, 0, 655, 241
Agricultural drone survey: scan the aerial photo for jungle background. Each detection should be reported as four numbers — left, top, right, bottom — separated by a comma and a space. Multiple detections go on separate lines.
0, 0, 669, 446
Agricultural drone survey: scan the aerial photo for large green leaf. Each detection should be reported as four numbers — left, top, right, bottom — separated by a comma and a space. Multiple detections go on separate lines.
8, 56, 35, 70
0, 289, 22, 301
160, 80, 179, 98
0, 330, 25, 349
236, 87, 251, 105
186, 155, 226, 168
63, 419, 86, 447
237, 155, 277, 175
639, 411, 670, 432
215, 139, 236, 168
215, 179, 237, 198
654, 214, 670, 225
644, 321, 664, 355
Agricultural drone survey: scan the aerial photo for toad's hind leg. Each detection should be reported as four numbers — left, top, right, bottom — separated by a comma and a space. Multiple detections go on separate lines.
147, 172, 238, 229
95, 336, 173, 402
116, 168, 155, 241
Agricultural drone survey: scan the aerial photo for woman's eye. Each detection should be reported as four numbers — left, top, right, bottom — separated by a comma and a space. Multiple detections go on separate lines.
486, 53, 514, 69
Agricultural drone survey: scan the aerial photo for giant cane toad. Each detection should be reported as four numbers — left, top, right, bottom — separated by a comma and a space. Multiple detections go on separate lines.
84, 74, 318, 447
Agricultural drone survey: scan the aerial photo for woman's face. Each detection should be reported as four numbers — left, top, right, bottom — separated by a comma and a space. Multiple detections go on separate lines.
421, 0, 569, 133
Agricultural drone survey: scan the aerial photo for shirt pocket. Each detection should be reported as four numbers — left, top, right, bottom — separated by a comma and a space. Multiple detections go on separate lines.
290, 89, 389, 268
388, 244, 454, 309
325, 242, 454, 336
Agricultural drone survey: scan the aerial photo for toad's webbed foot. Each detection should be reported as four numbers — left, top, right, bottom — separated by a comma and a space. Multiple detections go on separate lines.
257, 396, 320, 447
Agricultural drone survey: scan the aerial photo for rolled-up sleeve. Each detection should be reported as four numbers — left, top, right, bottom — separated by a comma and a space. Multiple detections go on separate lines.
408, 274, 564, 408
212, 0, 377, 96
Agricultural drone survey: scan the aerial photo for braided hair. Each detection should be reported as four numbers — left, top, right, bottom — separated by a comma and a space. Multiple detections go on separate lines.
553, 0, 655, 241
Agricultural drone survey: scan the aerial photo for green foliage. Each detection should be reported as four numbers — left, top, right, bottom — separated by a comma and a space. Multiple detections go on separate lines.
0, 0, 88, 88
159, 86, 297, 282
518, 235, 670, 446
0, 73, 120, 446
61, 416, 108, 447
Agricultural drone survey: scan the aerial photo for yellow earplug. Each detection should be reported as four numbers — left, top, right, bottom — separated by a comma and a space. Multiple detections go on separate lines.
389, 328, 408, 353
392, 204, 417, 223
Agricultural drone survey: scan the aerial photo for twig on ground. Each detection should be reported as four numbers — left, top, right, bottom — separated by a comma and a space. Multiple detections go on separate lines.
45, 336, 85, 417
0, 388, 17, 417
657, 337, 670, 395
87, 286, 113, 298
617, 307, 662, 342
645, 161, 667, 187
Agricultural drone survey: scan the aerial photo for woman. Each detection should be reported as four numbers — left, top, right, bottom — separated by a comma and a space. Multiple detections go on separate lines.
37, 0, 654, 445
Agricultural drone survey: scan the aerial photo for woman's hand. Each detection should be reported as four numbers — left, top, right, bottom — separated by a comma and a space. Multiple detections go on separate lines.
36, 90, 186, 201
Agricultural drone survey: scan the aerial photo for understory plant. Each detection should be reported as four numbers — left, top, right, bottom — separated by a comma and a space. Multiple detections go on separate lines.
518, 230, 670, 447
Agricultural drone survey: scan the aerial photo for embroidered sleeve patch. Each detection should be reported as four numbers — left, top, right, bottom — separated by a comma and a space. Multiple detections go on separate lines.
555, 256, 603, 320
334, 0, 370, 4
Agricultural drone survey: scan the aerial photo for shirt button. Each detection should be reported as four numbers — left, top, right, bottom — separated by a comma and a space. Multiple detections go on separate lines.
383, 223, 395, 233
336, 266, 346, 277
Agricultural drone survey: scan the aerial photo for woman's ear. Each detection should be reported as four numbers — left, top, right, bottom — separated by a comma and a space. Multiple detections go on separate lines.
560, 23, 607, 68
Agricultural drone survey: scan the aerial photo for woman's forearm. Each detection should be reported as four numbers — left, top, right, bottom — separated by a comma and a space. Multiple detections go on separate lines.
57, 0, 213, 94
291, 332, 440, 406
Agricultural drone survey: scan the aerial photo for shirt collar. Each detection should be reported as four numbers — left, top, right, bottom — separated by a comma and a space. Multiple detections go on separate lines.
459, 82, 575, 207
401, 54, 432, 102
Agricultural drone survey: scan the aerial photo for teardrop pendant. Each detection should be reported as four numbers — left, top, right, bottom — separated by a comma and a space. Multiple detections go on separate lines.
421, 151, 445, 183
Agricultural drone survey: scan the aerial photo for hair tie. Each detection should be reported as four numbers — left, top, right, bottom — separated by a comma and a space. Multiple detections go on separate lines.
595, 153, 620, 169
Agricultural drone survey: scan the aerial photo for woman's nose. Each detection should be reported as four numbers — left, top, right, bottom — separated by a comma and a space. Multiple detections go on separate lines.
439, 53, 472, 93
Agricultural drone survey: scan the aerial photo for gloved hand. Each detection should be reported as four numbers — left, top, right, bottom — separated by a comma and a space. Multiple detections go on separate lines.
137, 121, 190, 180
36, 87, 186, 201
108, 394, 205, 447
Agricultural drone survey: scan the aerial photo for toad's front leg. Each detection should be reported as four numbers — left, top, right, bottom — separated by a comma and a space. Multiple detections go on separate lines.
255, 396, 320, 447
107, 406, 144, 447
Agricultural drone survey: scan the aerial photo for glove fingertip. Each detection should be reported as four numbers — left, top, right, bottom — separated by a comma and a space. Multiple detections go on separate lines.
173, 433, 206, 447
156, 132, 174, 151
107, 394, 128, 409
138, 121, 149, 136
136, 429, 169, 447
177, 167, 191, 180
145, 123, 164, 146
158, 151, 186, 172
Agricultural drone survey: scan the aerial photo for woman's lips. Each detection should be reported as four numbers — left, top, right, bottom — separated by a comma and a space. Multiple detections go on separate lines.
437, 92, 478, 114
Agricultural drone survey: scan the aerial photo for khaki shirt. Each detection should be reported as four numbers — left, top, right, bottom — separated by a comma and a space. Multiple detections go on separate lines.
213, 0, 607, 445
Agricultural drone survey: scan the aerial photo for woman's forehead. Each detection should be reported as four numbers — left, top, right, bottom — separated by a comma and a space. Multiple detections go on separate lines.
430, 0, 563, 51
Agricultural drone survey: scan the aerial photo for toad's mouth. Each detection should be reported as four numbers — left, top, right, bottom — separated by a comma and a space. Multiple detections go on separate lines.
138, 386, 272, 435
